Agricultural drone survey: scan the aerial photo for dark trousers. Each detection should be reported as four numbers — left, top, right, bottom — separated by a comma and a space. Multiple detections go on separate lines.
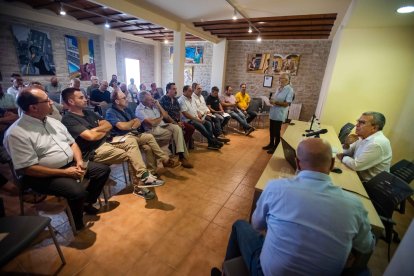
181, 122, 195, 145
269, 119, 283, 148
214, 113, 231, 132
22, 161, 110, 226
190, 120, 215, 144
225, 220, 265, 276
205, 115, 223, 137
246, 110, 257, 124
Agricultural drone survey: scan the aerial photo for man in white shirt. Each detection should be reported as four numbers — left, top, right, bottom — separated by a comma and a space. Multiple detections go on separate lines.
7, 73, 23, 98
337, 111, 392, 182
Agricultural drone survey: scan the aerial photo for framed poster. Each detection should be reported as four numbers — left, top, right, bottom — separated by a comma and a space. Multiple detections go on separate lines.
169, 46, 204, 64
271, 54, 300, 75
263, 75, 273, 88
184, 66, 193, 85
247, 53, 271, 74
64, 35, 96, 80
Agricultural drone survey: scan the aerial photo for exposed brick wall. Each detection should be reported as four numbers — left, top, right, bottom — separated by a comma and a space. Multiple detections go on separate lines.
116, 38, 155, 86
0, 15, 102, 91
161, 41, 213, 92
225, 40, 331, 120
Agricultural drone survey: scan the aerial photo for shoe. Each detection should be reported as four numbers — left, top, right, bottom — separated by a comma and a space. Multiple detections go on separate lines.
211, 267, 222, 276
180, 158, 194, 168
207, 143, 220, 150
84, 203, 100, 215
245, 127, 254, 136
133, 186, 155, 200
262, 144, 274, 150
75, 221, 85, 231
163, 158, 181, 168
216, 136, 230, 143
267, 147, 277, 154
137, 172, 165, 188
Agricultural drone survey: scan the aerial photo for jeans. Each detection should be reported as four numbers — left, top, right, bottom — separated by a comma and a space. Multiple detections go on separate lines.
23, 161, 110, 227
269, 119, 283, 148
246, 110, 257, 124
214, 113, 231, 132
205, 115, 223, 137
225, 220, 265, 276
228, 110, 251, 130
190, 119, 215, 144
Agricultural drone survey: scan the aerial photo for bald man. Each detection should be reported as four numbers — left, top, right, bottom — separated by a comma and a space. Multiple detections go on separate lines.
213, 138, 374, 276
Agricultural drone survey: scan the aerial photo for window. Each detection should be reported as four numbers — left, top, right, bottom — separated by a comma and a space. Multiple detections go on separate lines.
125, 58, 140, 86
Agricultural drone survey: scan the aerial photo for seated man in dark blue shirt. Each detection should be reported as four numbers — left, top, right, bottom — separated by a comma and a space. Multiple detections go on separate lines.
90, 80, 111, 115
105, 89, 181, 172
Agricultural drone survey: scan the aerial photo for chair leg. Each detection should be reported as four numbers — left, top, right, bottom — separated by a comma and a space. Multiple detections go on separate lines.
64, 203, 77, 236
47, 223, 66, 265
102, 187, 109, 205
122, 162, 129, 186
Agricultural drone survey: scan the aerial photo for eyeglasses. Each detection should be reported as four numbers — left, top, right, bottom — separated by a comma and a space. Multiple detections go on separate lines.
35, 97, 51, 104
356, 119, 371, 125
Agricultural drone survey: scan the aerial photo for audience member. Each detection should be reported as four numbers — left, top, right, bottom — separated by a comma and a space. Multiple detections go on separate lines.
44, 76, 62, 103
212, 138, 375, 275
179, 85, 223, 150
61, 88, 164, 200
70, 78, 87, 97
0, 84, 17, 110
235, 83, 257, 124
136, 91, 193, 168
150, 82, 161, 99
4, 86, 110, 230
7, 73, 23, 98
105, 89, 182, 172
108, 74, 119, 88
90, 80, 111, 112
263, 73, 294, 154
127, 78, 138, 103
337, 111, 392, 182
221, 85, 254, 135
86, 76, 99, 98
206, 86, 231, 136
159, 82, 195, 146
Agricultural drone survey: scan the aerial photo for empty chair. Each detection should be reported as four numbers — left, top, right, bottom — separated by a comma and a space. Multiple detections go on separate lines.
390, 159, 414, 214
201, 90, 209, 101
338, 122, 355, 144
0, 197, 66, 267
363, 171, 413, 261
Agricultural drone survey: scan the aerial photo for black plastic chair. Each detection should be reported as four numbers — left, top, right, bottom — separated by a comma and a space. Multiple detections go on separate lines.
338, 123, 355, 144
0, 197, 66, 268
201, 90, 209, 101
363, 171, 413, 261
390, 159, 414, 214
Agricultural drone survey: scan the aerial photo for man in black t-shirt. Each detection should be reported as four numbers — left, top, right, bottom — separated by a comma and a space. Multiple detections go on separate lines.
206, 86, 231, 132
90, 80, 111, 115
61, 88, 164, 200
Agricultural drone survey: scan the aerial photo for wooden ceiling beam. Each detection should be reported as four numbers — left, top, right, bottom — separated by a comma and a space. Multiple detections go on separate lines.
217, 31, 331, 37
209, 25, 333, 34
226, 35, 328, 40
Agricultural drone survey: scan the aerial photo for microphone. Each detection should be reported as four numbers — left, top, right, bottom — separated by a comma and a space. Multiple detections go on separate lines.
303, 128, 328, 138
269, 92, 273, 100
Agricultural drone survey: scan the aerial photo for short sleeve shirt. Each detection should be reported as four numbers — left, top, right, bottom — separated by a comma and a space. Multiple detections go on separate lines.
269, 84, 294, 121
91, 89, 111, 104
178, 95, 198, 122
105, 106, 136, 136
135, 103, 166, 131
0, 93, 17, 109
221, 94, 237, 112
206, 95, 221, 111
235, 92, 251, 110
4, 114, 74, 170
159, 95, 181, 122
62, 110, 106, 159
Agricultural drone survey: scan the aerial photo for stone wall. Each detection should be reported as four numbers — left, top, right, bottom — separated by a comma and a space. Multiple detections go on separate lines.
161, 41, 213, 92
116, 38, 155, 86
225, 40, 331, 120
0, 15, 102, 90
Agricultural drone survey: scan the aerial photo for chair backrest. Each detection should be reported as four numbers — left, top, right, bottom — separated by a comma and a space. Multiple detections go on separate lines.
338, 122, 355, 144
364, 171, 413, 219
390, 159, 414, 184
201, 90, 209, 100
248, 97, 262, 112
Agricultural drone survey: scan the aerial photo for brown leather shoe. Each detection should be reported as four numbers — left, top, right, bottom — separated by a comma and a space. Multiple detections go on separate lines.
180, 158, 194, 168
163, 158, 181, 168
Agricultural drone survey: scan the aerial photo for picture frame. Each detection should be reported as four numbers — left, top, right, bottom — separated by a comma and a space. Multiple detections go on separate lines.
263, 75, 273, 88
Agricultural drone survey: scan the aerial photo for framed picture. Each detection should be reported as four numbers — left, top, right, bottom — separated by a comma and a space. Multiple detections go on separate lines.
247, 53, 271, 74
184, 66, 193, 85
64, 35, 96, 80
263, 75, 273, 88
169, 46, 204, 64
271, 54, 300, 75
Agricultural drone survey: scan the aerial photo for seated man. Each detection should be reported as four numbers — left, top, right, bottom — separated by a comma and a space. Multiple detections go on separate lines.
7, 73, 23, 99
90, 80, 111, 114
192, 83, 229, 143
136, 91, 193, 168
159, 82, 195, 146
221, 85, 254, 135
178, 85, 223, 150
0, 84, 17, 110
206, 86, 231, 135
337, 111, 392, 182
105, 89, 182, 172
44, 76, 63, 103
150, 82, 162, 99
213, 138, 374, 275
86, 76, 100, 98
61, 88, 164, 201
4, 86, 110, 230
235, 83, 257, 124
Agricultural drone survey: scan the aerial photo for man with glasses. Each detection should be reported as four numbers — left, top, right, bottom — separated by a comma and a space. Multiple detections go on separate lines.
105, 89, 181, 173
337, 111, 392, 182
4, 86, 110, 231
61, 88, 164, 201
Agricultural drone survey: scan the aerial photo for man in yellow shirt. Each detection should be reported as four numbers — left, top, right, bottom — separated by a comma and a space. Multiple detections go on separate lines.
235, 83, 257, 124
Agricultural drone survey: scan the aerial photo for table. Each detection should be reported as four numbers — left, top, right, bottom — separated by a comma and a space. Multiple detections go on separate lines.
251, 120, 384, 234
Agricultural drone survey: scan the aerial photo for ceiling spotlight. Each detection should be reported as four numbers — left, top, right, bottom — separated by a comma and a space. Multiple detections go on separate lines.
59, 3, 66, 15
232, 9, 237, 20
104, 22, 110, 28
256, 36, 262, 42
397, 6, 414, 13
248, 26, 252, 33
164, 38, 168, 44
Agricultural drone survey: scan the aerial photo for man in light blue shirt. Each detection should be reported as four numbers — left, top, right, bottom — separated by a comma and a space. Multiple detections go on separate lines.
214, 138, 374, 276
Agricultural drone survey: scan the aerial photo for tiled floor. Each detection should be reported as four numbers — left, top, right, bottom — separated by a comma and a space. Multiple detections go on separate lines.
0, 126, 413, 275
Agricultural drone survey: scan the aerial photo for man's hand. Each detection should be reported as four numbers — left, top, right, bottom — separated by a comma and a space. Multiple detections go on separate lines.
178, 121, 184, 128
64, 166, 85, 179
336, 153, 345, 161
99, 101, 108, 107
343, 134, 359, 149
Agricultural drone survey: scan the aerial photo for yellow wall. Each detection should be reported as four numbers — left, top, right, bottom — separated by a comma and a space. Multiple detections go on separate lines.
321, 26, 414, 163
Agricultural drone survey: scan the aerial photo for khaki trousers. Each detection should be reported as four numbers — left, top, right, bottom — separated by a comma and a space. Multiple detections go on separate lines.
93, 137, 147, 184
149, 124, 189, 158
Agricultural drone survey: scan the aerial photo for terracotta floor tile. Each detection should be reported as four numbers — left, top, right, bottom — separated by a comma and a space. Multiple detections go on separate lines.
233, 184, 255, 200
170, 213, 210, 241
213, 207, 246, 231
126, 252, 175, 276
199, 223, 231, 256
224, 194, 253, 217
200, 188, 231, 206
187, 198, 223, 221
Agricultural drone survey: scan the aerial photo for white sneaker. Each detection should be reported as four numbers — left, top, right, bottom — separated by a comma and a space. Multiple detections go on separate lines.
136, 173, 165, 188
133, 186, 155, 200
